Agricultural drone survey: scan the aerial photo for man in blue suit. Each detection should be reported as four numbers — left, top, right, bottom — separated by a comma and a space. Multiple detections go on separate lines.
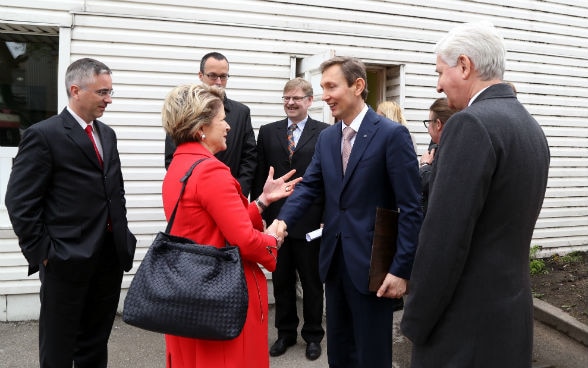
277, 56, 422, 368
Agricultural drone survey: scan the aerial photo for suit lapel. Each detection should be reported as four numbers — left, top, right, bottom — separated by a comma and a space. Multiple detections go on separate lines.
272, 119, 290, 157
93, 121, 111, 168
295, 118, 317, 153
342, 109, 379, 187
329, 121, 344, 177
62, 110, 103, 170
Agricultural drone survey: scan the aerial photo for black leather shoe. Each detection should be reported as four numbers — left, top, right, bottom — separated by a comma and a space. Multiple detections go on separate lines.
305, 342, 322, 361
269, 337, 296, 357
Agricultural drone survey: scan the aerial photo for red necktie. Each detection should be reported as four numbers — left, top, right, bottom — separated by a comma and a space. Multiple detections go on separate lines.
85, 125, 103, 168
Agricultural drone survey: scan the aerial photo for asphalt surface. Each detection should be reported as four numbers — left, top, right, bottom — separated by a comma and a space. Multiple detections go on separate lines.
1, 299, 587, 367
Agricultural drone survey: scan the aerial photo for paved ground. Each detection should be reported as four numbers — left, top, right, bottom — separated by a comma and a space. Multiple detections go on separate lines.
1, 302, 587, 367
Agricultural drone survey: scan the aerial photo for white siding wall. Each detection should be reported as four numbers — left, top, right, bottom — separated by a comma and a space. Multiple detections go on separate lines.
0, 0, 586, 320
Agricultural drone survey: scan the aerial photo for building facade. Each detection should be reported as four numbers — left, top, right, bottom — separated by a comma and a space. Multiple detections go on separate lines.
0, 0, 586, 320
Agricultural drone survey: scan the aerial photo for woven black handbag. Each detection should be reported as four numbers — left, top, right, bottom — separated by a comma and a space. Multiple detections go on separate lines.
123, 158, 248, 339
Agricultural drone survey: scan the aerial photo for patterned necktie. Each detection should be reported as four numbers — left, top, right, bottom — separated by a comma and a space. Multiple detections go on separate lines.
287, 123, 297, 160
85, 125, 103, 168
342, 126, 356, 174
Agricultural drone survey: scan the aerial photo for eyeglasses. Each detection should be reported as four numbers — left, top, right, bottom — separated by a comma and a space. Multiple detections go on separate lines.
80, 86, 114, 97
94, 89, 114, 97
423, 119, 434, 128
282, 96, 310, 103
204, 73, 230, 81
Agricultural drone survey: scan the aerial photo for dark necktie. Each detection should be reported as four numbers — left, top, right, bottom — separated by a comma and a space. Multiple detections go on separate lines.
287, 123, 297, 160
342, 126, 356, 174
85, 125, 103, 168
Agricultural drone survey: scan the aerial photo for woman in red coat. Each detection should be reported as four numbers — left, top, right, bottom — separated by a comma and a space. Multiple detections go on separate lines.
161, 84, 301, 368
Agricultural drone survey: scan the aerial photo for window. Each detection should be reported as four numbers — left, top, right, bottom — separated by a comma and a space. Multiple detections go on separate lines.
295, 52, 404, 124
0, 24, 59, 146
0, 23, 59, 227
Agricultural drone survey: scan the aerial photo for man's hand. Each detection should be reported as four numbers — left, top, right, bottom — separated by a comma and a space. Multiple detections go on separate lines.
376, 273, 408, 299
276, 220, 288, 239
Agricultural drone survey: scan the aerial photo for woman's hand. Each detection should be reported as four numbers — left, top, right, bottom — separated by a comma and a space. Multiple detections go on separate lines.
258, 166, 303, 205
420, 148, 435, 166
265, 219, 287, 249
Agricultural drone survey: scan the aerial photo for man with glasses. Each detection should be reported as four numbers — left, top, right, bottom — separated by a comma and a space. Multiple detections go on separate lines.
5, 58, 136, 367
164, 52, 257, 196
252, 78, 329, 361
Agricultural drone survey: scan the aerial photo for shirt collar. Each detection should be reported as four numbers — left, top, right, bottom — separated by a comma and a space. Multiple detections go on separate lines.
288, 116, 308, 131
67, 105, 93, 130
342, 103, 368, 133
469, 86, 491, 106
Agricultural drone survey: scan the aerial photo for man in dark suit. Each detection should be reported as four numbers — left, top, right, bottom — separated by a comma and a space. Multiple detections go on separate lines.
164, 51, 257, 196
401, 22, 550, 367
252, 78, 329, 361
276, 57, 422, 367
5, 58, 136, 368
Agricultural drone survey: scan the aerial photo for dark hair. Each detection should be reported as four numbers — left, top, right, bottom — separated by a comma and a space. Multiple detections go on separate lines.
320, 56, 368, 101
429, 97, 458, 124
200, 52, 229, 72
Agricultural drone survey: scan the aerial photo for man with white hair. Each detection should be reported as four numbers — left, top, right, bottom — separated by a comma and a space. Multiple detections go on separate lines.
401, 21, 550, 367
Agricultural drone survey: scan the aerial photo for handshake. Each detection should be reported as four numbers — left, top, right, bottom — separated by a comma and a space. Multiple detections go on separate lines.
265, 220, 288, 249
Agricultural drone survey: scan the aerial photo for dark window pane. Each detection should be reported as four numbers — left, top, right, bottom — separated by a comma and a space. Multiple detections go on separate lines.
0, 30, 58, 146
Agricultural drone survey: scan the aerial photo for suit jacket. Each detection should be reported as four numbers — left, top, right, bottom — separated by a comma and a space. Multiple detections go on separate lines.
401, 84, 550, 367
278, 107, 422, 294
5, 108, 136, 275
165, 95, 257, 196
251, 117, 330, 239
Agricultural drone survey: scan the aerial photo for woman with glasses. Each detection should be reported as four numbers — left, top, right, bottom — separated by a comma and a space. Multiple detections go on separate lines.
420, 97, 457, 214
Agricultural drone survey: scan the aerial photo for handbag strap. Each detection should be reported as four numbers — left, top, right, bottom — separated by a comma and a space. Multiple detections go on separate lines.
165, 158, 208, 233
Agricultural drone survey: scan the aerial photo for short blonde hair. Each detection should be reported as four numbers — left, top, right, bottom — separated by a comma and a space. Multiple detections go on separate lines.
376, 101, 407, 126
284, 77, 313, 96
162, 84, 224, 146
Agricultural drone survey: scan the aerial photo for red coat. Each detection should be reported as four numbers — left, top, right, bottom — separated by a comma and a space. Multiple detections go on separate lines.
162, 142, 277, 368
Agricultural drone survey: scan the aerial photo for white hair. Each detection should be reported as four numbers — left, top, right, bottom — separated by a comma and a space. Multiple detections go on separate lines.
435, 21, 506, 81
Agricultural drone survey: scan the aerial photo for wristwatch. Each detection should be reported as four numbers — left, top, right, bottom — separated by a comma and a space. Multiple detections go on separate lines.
255, 197, 268, 211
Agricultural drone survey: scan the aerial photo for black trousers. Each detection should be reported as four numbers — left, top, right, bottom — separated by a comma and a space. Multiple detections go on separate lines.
38, 234, 123, 368
272, 236, 324, 343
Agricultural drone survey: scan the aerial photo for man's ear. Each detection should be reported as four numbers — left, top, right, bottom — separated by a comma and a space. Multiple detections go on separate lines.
70, 85, 81, 99
458, 54, 473, 80
354, 78, 366, 97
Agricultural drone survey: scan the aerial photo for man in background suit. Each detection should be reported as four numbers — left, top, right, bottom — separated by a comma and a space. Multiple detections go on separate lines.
401, 22, 550, 367
276, 56, 422, 367
164, 51, 257, 196
5, 58, 136, 367
252, 78, 329, 361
